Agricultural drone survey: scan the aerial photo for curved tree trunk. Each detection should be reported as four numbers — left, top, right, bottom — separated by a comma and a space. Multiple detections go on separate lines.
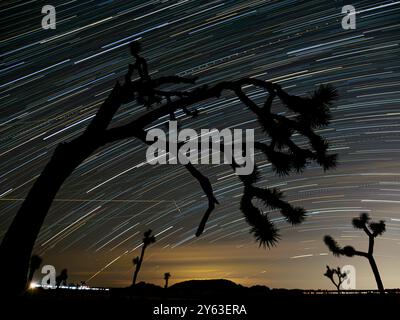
0, 82, 123, 295
368, 255, 385, 294
27, 270, 35, 284
0, 136, 100, 295
0, 76, 217, 295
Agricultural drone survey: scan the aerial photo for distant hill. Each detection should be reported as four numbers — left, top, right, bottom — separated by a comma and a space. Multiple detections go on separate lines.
118, 279, 273, 299
170, 279, 242, 291
167, 279, 245, 298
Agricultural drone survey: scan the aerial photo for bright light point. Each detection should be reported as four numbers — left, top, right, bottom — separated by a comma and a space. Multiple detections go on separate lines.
29, 282, 38, 289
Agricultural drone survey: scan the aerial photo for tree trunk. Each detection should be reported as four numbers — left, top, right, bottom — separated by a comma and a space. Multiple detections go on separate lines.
0, 82, 123, 296
368, 255, 385, 294
132, 268, 138, 287
132, 245, 146, 286
27, 269, 35, 284
0, 135, 100, 295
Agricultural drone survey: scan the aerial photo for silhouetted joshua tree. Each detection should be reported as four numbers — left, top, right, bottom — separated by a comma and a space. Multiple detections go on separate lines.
164, 272, 171, 289
324, 213, 386, 294
56, 268, 68, 288
0, 40, 338, 294
132, 229, 156, 286
324, 265, 346, 293
27, 254, 42, 287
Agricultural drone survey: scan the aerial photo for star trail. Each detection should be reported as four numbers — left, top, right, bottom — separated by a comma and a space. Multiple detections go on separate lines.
1, 0, 400, 289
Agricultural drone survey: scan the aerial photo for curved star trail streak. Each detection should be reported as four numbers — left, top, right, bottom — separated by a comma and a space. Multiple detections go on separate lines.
1, 0, 400, 289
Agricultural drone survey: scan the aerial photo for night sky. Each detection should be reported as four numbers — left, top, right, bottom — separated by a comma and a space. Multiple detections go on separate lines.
1, 0, 400, 289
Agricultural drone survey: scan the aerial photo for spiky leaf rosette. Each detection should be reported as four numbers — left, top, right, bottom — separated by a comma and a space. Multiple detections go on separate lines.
352, 213, 370, 229
319, 153, 338, 171
336, 267, 347, 279
267, 151, 294, 176
280, 205, 307, 225
251, 187, 306, 224
306, 132, 329, 157
276, 84, 337, 129
250, 215, 280, 248
143, 229, 156, 246
257, 116, 293, 148
324, 235, 342, 257
240, 192, 280, 248
254, 142, 293, 176
296, 85, 337, 128
324, 266, 334, 279
254, 141, 310, 176
369, 220, 386, 237
324, 236, 356, 257
290, 150, 308, 173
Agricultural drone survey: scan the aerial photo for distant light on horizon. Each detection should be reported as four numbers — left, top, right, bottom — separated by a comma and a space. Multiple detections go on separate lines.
29, 283, 110, 291
29, 282, 39, 289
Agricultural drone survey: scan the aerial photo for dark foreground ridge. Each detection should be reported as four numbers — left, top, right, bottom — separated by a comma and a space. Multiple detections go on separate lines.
9, 279, 400, 319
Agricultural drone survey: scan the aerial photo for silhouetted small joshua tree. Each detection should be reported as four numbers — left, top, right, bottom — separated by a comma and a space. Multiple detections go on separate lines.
164, 272, 171, 289
56, 268, 68, 288
324, 265, 347, 293
324, 213, 386, 294
27, 254, 42, 287
132, 229, 156, 286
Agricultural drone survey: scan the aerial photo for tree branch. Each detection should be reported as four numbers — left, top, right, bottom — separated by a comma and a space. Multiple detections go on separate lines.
128, 129, 220, 237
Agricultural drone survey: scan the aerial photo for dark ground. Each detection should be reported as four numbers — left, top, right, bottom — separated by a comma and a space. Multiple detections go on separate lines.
5, 280, 400, 319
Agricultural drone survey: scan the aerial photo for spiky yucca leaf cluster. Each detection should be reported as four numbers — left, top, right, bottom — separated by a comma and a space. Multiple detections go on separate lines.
254, 84, 337, 179
352, 213, 386, 237
240, 191, 280, 248
324, 235, 342, 257
251, 187, 306, 225
370, 221, 386, 236
275, 84, 337, 126
324, 265, 347, 281
237, 164, 260, 185
143, 229, 156, 246
239, 185, 307, 248
352, 212, 370, 229
324, 236, 356, 257
236, 84, 338, 247
294, 85, 337, 128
